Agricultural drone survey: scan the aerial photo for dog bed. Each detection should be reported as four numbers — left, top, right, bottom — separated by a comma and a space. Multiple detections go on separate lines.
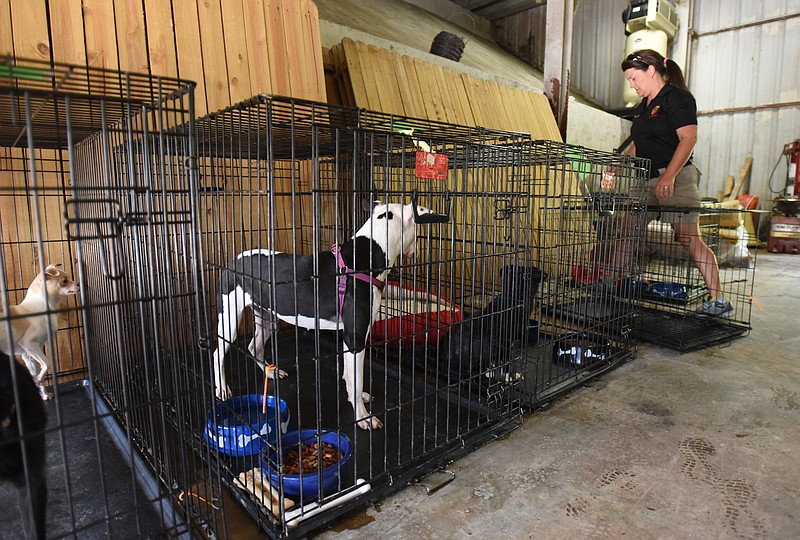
371, 282, 461, 347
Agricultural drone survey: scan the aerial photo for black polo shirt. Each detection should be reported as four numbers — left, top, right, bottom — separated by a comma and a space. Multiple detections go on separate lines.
630, 83, 697, 178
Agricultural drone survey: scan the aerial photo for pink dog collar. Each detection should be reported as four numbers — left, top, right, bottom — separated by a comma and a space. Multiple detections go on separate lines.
332, 244, 385, 316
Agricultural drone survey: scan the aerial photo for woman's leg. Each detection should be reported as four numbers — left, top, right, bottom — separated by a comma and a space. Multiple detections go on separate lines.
671, 220, 722, 298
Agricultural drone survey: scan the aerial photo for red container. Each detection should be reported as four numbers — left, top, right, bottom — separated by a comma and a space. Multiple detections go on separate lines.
371, 281, 462, 347
767, 216, 800, 254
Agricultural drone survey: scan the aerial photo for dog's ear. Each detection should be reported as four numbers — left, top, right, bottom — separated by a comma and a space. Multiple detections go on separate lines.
44, 265, 61, 278
362, 199, 382, 212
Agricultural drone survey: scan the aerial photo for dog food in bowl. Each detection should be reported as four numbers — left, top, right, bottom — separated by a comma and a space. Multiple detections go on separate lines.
263, 429, 352, 500
282, 440, 344, 474
204, 394, 290, 457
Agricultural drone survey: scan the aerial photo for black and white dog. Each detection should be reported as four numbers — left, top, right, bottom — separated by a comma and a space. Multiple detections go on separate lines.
211, 202, 429, 430
1, 350, 48, 540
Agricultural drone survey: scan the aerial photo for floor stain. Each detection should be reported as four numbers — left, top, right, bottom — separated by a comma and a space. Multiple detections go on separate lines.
328, 508, 376, 532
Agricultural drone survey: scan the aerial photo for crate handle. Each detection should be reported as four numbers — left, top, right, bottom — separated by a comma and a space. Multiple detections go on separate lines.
63, 198, 128, 280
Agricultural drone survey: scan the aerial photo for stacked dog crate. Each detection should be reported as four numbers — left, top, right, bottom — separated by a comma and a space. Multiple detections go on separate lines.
0, 58, 221, 536
521, 141, 650, 407
636, 205, 757, 351
194, 95, 534, 537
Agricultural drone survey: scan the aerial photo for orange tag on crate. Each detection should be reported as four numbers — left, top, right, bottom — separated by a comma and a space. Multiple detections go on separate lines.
415, 151, 448, 180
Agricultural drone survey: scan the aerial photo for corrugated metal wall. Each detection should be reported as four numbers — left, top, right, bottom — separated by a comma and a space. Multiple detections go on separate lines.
494, 0, 799, 213
571, 0, 631, 109
690, 0, 800, 210
493, 0, 631, 108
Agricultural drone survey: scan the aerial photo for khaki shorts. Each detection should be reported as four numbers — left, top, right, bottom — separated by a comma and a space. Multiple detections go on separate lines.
632, 163, 702, 224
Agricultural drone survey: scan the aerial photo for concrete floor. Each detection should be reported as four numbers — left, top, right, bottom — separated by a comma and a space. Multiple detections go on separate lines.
313, 251, 800, 539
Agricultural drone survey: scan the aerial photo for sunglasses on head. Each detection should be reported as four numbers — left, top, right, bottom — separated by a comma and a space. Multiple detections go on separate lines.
629, 54, 648, 65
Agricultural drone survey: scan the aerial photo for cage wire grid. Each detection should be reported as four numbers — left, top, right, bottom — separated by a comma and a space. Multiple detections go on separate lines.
2, 57, 756, 539
635, 205, 756, 352
1, 56, 220, 538
519, 140, 650, 406
194, 94, 538, 537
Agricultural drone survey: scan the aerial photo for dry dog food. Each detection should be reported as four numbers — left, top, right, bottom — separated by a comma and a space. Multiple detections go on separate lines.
283, 441, 343, 474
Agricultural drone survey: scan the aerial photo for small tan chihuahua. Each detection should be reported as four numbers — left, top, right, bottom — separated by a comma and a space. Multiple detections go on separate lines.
0, 264, 80, 399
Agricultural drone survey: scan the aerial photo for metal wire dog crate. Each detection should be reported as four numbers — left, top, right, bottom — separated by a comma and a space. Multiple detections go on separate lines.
521, 140, 650, 407
0, 57, 218, 537
194, 95, 534, 538
636, 205, 756, 351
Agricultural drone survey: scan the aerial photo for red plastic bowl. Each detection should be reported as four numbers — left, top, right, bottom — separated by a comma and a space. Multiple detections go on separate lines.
371, 281, 462, 347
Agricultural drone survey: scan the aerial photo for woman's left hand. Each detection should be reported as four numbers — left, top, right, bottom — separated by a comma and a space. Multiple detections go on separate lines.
656, 174, 676, 198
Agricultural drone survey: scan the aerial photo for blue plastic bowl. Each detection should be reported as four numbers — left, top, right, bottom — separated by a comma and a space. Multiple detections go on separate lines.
263, 429, 352, 500
204, 394, 290, 457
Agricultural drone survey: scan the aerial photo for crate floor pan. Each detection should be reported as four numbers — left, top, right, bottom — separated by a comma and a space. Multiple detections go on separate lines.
214, 331, 519, 538
0, 382, 186, 538
636, 307, 749, 352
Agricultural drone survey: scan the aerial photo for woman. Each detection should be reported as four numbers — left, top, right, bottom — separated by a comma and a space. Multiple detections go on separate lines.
621, 49, 733, 317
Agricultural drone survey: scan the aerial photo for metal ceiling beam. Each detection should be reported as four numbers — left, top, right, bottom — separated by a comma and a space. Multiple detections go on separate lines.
471, 0, 547, 21
543, 0, 572, 140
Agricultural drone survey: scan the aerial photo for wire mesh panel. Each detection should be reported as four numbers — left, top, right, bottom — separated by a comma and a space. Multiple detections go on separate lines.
195, 95, 533, 538
0, 57, 218, 537
636, 206, 756, 351
522, 140, 649, 407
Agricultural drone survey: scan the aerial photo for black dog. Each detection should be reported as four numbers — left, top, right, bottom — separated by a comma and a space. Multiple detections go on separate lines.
0, 351, 47, 539
448, 265, 546, 383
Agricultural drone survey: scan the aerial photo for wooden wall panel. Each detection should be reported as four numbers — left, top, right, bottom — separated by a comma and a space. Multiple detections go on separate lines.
197, 0, 231, 113
0, 1, 12, 54
242, 0, 273, 98
9, 0, 49, 61
82, 0, 120, 69
220, 0, 252, 104
144, 0, 179, 79
1, 0, 328, 383
263, 0, 292, 97
303, 0, 325, 101
114, 0, 149, 73
48, 1, 86, 64
333, 38, 561, 141
172, 0, 208, 114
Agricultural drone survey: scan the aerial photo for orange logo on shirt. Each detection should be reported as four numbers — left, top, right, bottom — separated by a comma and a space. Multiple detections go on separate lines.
650, 105, 661, 117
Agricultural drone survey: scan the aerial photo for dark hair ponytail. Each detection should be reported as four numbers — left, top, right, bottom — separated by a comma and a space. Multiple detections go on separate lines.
621, 49, 689, 92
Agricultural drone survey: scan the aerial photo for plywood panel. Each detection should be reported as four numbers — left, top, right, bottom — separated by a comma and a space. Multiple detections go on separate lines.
48, 0, 85, 64
197, 0, 231, 112
264, 0, 291, 97
115, 0, 149, 73
82, 0, 120, 69
331, 38, 562, 141
242, 0, 273, 96
0, 0, 13, 55
302, 0, 326, 101
9, 0, 50, 61
220, 0, 252, 103
341, 38, 368, 108
172, 0, 208, 114
144, 0, 178, 79
412, 57, 444, 123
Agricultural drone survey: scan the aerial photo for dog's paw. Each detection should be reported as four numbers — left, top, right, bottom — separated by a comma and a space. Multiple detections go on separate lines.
361, 392, 372, 403
215, 386, 232, 401
267, 367, 288, 380
357, 416, 383, 430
